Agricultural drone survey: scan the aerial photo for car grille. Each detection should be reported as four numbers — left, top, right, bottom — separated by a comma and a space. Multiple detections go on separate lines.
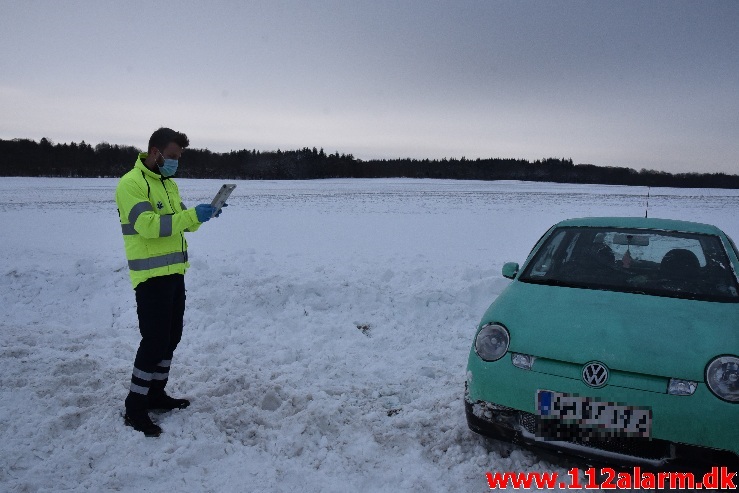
518, 411, 671, 461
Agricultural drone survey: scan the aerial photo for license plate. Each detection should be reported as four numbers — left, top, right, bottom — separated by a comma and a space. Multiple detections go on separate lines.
536, 390, 651, 437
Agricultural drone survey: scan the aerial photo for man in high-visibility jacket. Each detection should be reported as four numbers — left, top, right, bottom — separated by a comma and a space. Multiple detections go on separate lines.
116, 127, 224, 437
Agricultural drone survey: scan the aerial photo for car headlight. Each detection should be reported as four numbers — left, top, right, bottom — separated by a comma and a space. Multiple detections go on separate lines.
474, 323, 510, 362
705, 355, 739, 403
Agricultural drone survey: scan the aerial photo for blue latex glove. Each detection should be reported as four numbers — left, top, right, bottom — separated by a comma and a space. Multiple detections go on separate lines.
214, 203, 228, 218
195, 204, 216, 222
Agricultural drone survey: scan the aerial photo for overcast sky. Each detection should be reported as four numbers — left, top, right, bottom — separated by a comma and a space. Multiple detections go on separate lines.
1, 1, 737, 174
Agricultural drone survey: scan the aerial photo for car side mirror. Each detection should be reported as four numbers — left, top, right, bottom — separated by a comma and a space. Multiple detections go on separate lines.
502, 262, 519, 279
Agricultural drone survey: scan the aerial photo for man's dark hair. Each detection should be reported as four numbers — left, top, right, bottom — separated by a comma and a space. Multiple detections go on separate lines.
148, 127, 189, 153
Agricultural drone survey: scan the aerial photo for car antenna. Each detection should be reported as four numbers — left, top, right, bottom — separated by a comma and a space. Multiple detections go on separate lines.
644, 186, 650, 218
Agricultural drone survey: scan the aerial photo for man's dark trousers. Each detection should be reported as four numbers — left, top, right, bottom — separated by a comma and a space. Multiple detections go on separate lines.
125, 274, 186, 411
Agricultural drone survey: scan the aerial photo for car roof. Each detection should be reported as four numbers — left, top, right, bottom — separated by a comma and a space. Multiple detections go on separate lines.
554, 217, 726, 236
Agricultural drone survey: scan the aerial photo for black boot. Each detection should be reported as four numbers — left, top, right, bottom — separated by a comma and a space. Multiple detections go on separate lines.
148, 391, 190, 411
124, 408, 162, 437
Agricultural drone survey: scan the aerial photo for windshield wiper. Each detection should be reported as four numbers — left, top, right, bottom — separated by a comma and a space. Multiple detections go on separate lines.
520, 278, 577, 288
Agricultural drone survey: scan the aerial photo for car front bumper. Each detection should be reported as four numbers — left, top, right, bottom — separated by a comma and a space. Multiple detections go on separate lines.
465, 391, 739, 473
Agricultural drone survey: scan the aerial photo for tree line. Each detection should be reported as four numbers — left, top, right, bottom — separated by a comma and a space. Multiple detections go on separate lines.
1, 137, 737, 189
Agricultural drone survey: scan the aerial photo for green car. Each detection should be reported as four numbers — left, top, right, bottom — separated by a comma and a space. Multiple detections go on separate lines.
465, 217, 739, 470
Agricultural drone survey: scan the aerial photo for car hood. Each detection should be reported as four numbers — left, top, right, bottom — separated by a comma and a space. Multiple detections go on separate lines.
482, 281, 739, 381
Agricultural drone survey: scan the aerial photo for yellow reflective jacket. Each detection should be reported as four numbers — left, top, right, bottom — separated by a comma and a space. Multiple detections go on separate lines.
115, 153, 202, 288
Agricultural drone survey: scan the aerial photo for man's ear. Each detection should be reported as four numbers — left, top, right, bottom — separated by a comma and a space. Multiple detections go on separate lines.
143, 147, 160, 167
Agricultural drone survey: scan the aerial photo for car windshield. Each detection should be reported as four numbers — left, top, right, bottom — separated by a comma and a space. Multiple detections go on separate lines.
519, 226, 739, 303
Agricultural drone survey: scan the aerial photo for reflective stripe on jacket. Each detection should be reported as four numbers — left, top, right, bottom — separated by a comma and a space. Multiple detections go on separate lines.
115, 153, 201, 288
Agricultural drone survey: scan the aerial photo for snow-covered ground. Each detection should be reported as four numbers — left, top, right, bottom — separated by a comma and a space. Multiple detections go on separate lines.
1, 178, 737, 492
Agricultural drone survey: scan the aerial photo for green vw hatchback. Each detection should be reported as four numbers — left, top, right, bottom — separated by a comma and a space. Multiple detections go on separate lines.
465, 217, 739, 470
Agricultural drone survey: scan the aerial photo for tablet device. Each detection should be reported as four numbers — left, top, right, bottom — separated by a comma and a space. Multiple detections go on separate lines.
210, 184, 236, 217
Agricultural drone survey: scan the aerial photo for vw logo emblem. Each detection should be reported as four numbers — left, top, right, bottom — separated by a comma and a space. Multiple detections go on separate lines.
582, 361, 609, 388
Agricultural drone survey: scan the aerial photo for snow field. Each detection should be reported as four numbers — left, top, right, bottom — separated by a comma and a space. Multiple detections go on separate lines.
1, 178, 737, 492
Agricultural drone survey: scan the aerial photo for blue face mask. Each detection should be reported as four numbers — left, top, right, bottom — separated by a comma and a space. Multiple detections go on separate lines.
157, 152, 179, 177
